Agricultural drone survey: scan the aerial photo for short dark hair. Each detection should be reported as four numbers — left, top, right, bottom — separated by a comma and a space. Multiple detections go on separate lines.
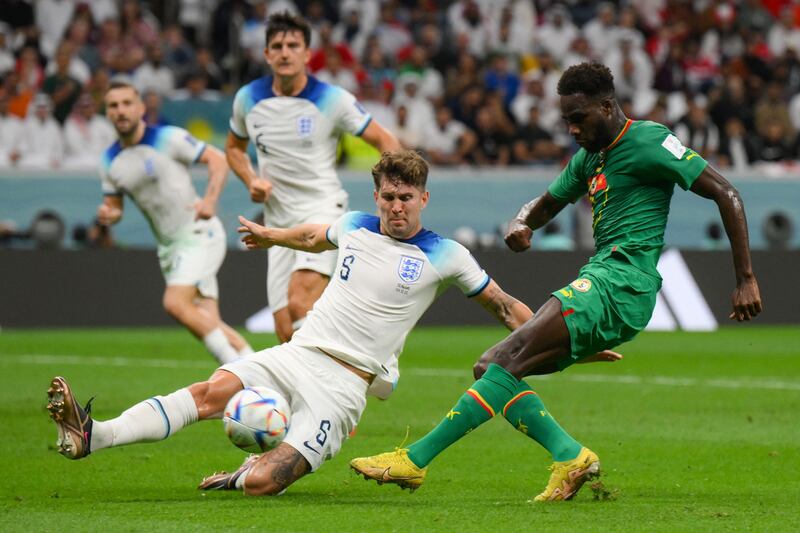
107, 79, 139, 95
265, 11, 312, 47
557, 62, 615, 100
371, 150, 428, 190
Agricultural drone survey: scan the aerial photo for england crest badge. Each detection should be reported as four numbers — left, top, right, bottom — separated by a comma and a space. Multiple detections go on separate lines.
297, 115, 314, 137
398, 255, 424, 283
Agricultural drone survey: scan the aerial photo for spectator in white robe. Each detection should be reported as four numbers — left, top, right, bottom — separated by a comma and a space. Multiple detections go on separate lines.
422, 105, 477, 166
0, 86, 22, 168
63, 93, 116, 170
393, 74, 436, 141
35, 0, 76, 59
537, 5, 578, 65
133, 43, 175, 97
15, 94, 65, 170
0, 26, 15, 76
447, 0, 494, 58
315, 48, 359, 95
583, 3, 619, 61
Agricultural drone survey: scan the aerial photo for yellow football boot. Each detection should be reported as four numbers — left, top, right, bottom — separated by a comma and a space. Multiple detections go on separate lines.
350, 449, 427, 491
534, 447, 600, 502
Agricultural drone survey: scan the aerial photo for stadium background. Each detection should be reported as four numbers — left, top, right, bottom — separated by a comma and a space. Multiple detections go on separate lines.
2, 0, 799, 329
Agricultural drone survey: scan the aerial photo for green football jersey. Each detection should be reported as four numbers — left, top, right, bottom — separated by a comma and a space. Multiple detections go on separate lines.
547, 120, 708, 276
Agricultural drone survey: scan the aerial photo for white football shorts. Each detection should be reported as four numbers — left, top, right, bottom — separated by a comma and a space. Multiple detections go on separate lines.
157, 216, 226, 299
267, 246, 338, 311
220, 343, 368, 471
265, 204, 345, 311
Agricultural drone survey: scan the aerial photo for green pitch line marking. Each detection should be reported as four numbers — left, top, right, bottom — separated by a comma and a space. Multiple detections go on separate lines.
3, 353, 800, 391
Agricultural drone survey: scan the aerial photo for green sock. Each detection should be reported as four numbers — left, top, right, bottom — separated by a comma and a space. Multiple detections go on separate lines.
502, 380, 582, 462
407, 363, 519, 468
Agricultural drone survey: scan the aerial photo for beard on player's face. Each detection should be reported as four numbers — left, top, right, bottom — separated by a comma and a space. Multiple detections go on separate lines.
561, 94, 617, 152
578, 118, 612, 153
584, 122, 612, 152
592, 110, 619, 150
113, 115, 140, 136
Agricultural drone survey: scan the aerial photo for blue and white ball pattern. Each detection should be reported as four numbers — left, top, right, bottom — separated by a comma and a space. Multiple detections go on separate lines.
223, 387, 291, 453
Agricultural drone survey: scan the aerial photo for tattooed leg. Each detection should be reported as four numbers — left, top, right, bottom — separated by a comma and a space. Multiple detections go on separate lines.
244, 443, 312, 496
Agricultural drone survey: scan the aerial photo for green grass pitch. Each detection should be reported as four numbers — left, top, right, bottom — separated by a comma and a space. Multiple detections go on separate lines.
1, 326, 799, 531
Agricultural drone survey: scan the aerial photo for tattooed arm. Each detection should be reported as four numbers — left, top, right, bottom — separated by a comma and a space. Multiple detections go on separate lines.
244, 443, 312, 496
473, 280, 533, 331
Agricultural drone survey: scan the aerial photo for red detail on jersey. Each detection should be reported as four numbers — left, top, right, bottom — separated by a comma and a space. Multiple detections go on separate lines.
562, 308, 575, 317
588, 173, 607, 195
605, 119, 633, 151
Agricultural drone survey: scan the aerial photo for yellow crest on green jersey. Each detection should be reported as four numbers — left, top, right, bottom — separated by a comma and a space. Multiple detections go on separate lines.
570, 278, 592, 292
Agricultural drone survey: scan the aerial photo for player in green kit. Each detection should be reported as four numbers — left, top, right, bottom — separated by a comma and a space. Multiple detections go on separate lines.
350, 62, 763, 501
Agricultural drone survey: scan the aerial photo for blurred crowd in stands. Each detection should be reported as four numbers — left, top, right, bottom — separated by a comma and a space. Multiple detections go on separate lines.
5, 0, 800, 172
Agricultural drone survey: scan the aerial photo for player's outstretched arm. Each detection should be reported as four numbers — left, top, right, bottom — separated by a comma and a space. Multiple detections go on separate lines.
225, 131, 272, 203
195, 145, 228, 220
689, 165, 762, 321
237, 215, 336, 253
505, 192, 568, 252
97, 195, 123, 225
360, 120, 402, 153
473, 280, 533, 330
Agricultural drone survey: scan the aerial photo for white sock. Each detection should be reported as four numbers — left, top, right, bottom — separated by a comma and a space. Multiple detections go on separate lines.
235, 462, 285, 494
91, 388, 198, 451
235, 469, 249, 490
238, 344, 254, 357
203, 327, 239, 364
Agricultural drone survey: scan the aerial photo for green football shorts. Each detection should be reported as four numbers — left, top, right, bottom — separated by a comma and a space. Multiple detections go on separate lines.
551, 255, 661, 370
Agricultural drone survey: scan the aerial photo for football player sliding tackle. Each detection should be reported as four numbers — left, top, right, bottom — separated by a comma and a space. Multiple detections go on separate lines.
47, 150, 619, 497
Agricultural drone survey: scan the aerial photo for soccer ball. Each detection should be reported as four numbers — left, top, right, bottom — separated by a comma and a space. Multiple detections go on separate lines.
222, 387, 291, 453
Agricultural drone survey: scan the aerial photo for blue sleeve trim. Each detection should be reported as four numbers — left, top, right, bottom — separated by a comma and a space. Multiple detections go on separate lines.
355, 116, 372, 137
229, 126, 249, 140
325, 226, 338, 248
192, 142, 207, 163
466, 275, 491, 297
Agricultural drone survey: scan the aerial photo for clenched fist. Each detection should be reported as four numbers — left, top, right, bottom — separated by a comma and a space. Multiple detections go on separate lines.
249, 178, 273, 203
504, 218, 533, 252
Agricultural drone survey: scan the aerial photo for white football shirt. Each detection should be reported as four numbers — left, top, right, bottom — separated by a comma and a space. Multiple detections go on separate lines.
230, 75, 372, 227
291, 211, 490, 396
100, 125, 206, 245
